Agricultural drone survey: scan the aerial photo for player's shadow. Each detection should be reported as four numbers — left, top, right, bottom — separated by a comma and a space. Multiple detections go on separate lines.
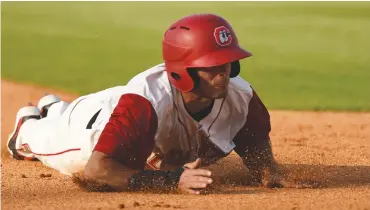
211, 163, 370, 189
281, 164, 370, 188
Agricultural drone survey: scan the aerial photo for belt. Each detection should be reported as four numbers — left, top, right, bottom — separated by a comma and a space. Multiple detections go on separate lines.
86, 109, 102, 129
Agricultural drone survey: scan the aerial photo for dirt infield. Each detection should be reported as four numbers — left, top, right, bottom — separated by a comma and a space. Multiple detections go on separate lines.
1, 79, 370, 210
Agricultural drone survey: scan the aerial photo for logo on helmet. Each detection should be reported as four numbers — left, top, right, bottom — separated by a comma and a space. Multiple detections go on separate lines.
214, 26, 232, 46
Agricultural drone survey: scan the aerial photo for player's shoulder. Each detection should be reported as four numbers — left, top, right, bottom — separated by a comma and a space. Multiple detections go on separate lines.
125, 63, 172, 100
114, 63, 173, 114
128, 63, 167, 83
96, 63, 173, 121
229, 76, 254, 98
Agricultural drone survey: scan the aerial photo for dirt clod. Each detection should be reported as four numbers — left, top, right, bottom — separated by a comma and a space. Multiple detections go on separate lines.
153, 204, 171, 208
21, 174, 27, 178
118, 203, 125, 209
40, 173, 52, 178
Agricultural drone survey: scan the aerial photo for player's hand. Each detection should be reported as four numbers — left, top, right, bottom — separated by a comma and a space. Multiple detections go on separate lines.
177, 158, 213, 194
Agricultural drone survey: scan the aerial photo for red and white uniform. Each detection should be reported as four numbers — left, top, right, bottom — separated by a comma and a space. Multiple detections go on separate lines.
15, 63, 270, 175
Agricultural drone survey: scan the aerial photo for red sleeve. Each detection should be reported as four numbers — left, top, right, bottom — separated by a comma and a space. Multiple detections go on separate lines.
93, 94, 158, 170
233, 90, 273, 167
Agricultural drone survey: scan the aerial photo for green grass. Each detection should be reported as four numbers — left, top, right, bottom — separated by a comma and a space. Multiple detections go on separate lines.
2, 2, 370, 111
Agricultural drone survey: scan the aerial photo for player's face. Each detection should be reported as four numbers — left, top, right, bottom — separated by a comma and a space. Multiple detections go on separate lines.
196, 63, 231, 99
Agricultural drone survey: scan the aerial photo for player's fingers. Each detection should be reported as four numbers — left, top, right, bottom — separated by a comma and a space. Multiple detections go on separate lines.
187, 169, 212, 177
189, 176, 213, 184
185, 181, 209, 189
183, 188, 201, 195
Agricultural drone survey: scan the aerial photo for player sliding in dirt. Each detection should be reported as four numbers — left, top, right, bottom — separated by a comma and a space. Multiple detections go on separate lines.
7, 14, 314, 194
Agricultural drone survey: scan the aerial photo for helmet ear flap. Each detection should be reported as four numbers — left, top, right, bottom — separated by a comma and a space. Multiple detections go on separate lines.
166, 65, 195, 92
230, 61, 240, 78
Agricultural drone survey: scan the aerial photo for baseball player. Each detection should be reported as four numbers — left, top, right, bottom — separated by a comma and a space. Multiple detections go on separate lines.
7, 14, 312, 194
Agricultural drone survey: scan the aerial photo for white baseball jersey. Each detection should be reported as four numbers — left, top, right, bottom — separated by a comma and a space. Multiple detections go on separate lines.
15, 63, 271, 175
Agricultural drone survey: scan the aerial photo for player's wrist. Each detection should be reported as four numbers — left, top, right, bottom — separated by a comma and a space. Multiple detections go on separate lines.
127, 167, 185, 192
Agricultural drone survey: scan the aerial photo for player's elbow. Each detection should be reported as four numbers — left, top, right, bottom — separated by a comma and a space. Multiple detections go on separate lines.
72, 151, 118, 192
84, 151, 109, 178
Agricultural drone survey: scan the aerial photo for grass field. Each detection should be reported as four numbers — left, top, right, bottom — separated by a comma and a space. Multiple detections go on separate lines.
2, 2, 370, 111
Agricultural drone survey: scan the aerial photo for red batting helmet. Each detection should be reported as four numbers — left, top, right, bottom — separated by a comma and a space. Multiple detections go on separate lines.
162, 14, 252, 92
